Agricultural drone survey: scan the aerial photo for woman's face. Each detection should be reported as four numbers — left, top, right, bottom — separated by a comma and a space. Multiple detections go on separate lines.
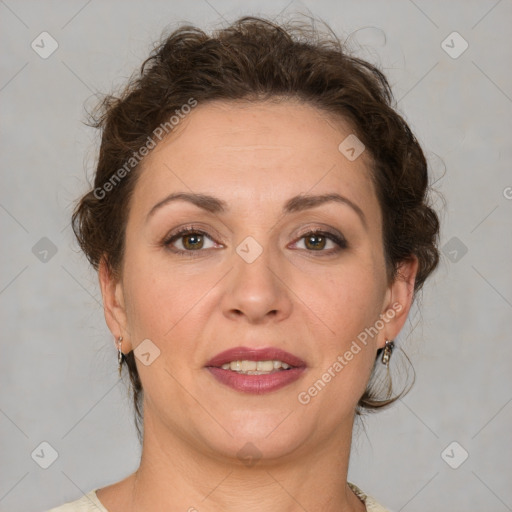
102, 99, 416, 463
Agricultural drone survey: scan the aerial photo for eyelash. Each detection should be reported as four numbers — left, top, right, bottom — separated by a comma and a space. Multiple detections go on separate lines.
293, 229, 348, 254
163, 227, 216, 255
163, 226, 348, 256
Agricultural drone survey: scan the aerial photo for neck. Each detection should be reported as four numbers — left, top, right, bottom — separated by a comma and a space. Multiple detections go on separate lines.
122, 410, 365, 512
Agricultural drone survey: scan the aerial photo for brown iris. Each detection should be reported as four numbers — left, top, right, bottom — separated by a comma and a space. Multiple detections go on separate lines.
304, 233, 327, 250
182, 233, 204, 250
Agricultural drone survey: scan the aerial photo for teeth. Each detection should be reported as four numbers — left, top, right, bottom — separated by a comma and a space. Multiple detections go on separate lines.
220, 360, 292, 373
241, 360, 257, 371
257, 361, 274, 371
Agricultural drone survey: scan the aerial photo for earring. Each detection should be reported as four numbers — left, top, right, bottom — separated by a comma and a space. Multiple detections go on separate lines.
381, 339, 395, 366
117, 336, 124, 376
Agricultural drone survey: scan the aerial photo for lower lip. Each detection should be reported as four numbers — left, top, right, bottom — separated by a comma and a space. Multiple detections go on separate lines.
206, 367, 306, 394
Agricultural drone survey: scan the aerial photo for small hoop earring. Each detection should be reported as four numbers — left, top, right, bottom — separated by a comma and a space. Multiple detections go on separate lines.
117, 336, 124, 376
381, 339, 395, 366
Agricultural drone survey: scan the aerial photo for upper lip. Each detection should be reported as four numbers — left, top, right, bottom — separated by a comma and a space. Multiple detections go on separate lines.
205, 346, 307, 368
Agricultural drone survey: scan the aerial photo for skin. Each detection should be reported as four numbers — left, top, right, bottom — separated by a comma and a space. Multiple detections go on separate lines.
97, 99, 418, 512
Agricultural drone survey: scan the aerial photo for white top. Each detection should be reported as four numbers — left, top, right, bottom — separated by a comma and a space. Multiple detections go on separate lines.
46, 483, 392, 511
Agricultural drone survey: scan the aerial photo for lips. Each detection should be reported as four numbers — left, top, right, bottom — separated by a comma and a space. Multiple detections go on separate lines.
205, 346, 307, 368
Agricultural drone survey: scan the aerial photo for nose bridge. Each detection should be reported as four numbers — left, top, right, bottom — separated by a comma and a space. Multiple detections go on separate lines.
222, 234, 292, 322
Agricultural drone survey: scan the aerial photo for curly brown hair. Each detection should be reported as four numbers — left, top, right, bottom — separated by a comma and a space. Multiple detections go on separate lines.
72, 15, 441, 442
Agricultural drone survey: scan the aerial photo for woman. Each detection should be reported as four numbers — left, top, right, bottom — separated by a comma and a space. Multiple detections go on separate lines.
48, 15, 440, 512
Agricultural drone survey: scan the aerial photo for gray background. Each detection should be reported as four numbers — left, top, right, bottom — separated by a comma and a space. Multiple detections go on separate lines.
1, 1, 511, 511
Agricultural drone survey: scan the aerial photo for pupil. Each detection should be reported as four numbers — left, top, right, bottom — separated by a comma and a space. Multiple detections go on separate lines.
184, 234, 203, 250
306, 234, 325, 250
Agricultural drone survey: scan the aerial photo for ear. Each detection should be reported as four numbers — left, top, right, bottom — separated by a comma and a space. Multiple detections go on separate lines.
378, 255, 419, 349
98, 257, 131, 353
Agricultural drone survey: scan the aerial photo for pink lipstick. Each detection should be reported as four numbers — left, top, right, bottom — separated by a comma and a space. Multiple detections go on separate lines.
205, 346, 307, 394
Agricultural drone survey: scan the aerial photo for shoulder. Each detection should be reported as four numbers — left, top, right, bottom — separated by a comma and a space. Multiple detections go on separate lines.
45, 489, 109, 512
348, 482, 394, 512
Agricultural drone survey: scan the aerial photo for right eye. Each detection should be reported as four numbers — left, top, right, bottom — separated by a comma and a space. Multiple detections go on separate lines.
164, 227, 219, 254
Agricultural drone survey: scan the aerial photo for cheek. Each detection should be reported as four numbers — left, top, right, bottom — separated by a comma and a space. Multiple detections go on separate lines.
292, 263, 383, 399
300, 262, 384, 338
123, 265, 201, 339
122, 249, 226, 358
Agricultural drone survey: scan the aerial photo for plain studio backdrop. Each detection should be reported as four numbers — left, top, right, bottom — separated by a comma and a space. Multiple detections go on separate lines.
1, 1, 511, 511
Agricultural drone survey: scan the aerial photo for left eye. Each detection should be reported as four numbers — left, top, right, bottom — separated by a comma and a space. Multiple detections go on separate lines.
293, 231, 346, 252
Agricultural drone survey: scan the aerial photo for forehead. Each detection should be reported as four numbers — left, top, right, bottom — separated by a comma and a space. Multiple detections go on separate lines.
132, 99, 379, 225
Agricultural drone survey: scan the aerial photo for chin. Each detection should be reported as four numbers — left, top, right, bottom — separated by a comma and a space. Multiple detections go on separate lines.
202, 412, 310, 464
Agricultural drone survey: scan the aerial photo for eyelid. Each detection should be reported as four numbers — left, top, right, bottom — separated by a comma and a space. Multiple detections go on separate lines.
290, 227, 348, 252
163, 224, 223, 244
293, 224, 347, 245
162, 223, 348, 254
162, 225, 224, 256
294, 224, 345, 239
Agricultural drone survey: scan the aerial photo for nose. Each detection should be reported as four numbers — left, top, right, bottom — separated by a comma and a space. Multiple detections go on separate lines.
221, 243, 293, 324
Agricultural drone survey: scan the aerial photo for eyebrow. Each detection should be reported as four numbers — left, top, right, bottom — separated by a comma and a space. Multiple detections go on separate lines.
146, 192, 367, 228
285, 193, 367, 228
